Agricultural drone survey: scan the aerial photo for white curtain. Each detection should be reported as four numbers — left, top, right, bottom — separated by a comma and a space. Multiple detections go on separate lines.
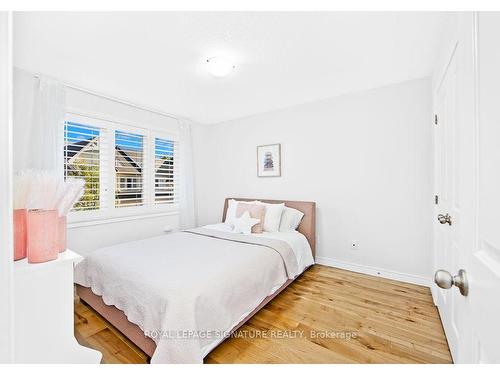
18, 73, 65, 171
31, 75, 66, 170
13, 69, 35, 172
178, 119, 196, 229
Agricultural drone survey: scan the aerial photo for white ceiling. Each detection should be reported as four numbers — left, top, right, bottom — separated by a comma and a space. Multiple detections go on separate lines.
14, 12, 449, 124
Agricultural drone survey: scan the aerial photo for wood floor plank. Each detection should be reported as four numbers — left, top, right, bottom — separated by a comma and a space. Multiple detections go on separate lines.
284, 284, 448, 341
78, 328, 147, 364
267, 293, 451, 354
287, 281, 443, 328
73, 264, 452, 364
264, 298, 451, 363
75, 300, 148, 363
74, 302, 108, 339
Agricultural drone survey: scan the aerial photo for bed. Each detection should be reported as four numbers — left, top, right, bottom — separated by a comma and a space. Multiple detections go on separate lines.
75, 198, 316, 363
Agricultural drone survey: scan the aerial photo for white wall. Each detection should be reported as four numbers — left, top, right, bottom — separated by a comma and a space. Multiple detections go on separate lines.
67, 214, 179, 256
193, 78, 434, 283
0, 11, 14, 363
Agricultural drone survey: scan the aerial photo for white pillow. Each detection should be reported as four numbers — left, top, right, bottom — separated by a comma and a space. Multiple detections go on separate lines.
225, 199, 258, 224
256, 201, 285, 232
232, 211, 260, 235
279, 206, 304, 232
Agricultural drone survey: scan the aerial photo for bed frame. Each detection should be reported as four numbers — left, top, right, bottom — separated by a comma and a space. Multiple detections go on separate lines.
76, 198, 316, 360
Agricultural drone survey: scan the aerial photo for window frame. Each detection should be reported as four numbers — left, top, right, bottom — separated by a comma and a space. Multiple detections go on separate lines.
64, 110, 179, 225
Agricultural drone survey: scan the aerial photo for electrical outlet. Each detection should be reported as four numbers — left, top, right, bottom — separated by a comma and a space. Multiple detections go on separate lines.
350, 242, 359, 251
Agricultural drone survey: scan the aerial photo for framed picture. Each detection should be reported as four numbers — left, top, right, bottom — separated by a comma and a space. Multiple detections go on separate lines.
257, 143, 281, 177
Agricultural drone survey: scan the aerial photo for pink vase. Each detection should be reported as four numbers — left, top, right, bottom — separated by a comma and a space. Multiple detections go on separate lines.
57, 216, 67, 253
13, 209, 27, 261
27, 209, 59, 264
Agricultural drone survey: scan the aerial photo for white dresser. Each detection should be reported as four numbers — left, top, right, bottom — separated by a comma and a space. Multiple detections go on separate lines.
13, 250, 102, 363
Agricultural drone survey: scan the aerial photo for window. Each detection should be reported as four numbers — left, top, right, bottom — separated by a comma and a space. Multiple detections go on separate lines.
115, 130, 144, 208
118, 177, 141, 191
119, 177, 127, 190
154, 137, 177, 204
63, 113, 178, 218
63, 121, 102, 211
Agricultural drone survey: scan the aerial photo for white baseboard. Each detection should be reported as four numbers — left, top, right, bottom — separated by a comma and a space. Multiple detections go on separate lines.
430, 283, 439, 305
315, 256, 432, 288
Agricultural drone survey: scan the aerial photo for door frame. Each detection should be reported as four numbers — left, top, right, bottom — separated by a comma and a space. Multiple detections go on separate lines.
0, 11, 14, 363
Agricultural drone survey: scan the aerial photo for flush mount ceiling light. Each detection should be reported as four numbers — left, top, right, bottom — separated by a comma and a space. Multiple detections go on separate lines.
205, 56, 235, 78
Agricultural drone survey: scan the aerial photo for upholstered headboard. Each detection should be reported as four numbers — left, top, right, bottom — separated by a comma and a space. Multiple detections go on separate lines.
222, 198, 316, 258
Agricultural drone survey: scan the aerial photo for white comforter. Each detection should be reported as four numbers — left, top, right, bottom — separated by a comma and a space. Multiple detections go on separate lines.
74, 226, 314, 364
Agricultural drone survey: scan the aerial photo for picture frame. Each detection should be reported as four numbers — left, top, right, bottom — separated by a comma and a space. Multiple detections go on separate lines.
257, 143, 281, 177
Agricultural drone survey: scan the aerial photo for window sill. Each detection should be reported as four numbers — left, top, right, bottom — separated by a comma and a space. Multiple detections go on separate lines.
67, 210, 179, 229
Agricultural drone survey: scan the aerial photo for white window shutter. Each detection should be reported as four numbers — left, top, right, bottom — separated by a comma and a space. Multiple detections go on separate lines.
114, 130, 145, 208
154, 136, 178, 204
63, 113, 179, 218
63, 121, 102, 211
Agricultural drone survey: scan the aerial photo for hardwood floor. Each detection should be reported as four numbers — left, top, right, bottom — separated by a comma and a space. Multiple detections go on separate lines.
74, 265, 452, 364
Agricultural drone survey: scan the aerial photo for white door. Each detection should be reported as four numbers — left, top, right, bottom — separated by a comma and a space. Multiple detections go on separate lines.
434, 40, 465, 362
433, 12, 500, 363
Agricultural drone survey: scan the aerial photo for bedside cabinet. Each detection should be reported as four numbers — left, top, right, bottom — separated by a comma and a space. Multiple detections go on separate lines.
13, 250, 102, 363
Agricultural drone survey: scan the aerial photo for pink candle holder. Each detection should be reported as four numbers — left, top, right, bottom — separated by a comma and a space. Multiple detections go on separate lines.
27, 209, 59, 264
57, 216, 67, 253
13, 209, 27, 261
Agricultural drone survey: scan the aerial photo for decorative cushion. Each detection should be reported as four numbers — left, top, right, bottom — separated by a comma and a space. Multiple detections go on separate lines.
256, 202, 285, 232
225, 199, 258, 224
232, 212, 261, 235
279, 206, 304, 232
236, 202, 265, 233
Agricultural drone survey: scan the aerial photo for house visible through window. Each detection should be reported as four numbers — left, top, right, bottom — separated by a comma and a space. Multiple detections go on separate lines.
154, 137, 176, 204
115, 130, 144, 208
63, 113, 178, 217
63, 121, 101, 211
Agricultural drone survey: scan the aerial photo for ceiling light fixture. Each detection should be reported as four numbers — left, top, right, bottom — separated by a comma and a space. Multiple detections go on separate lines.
205, 56, 235, 78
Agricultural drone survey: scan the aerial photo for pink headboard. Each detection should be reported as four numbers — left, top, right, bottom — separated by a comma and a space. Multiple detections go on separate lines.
222, 198, 316, 258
